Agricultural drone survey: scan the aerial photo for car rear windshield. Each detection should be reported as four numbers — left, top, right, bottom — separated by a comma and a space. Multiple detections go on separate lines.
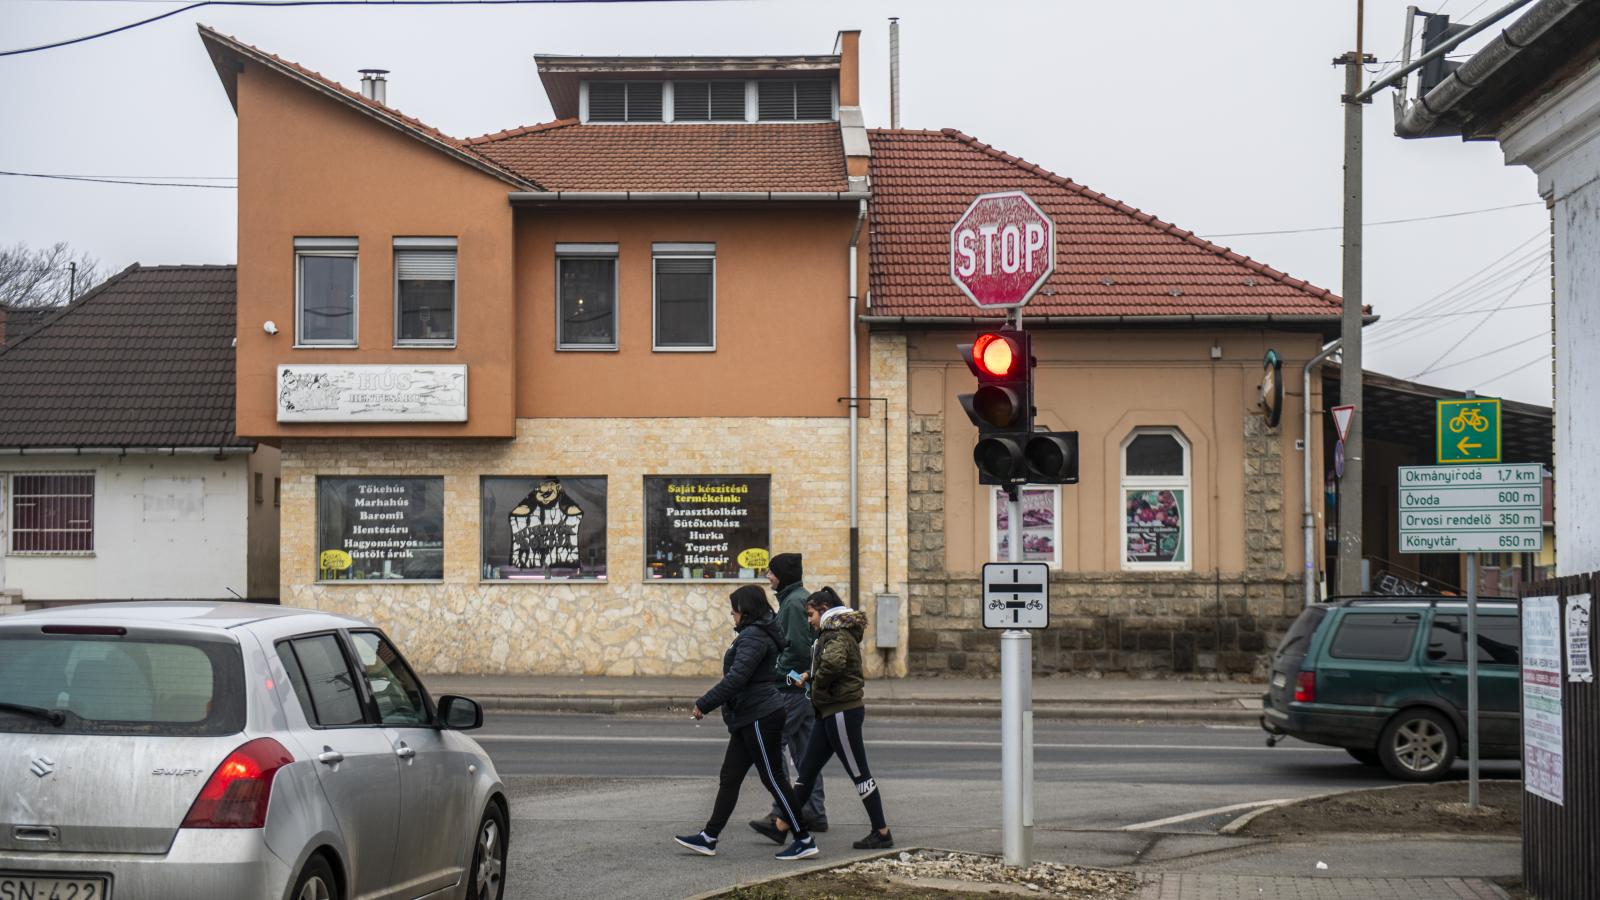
1273, 607, 1327, 661
0, 631, 245, 736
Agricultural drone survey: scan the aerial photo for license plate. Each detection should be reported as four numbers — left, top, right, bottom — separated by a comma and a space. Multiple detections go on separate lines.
1271, 673, 1287, 689
0, 873, 109, 900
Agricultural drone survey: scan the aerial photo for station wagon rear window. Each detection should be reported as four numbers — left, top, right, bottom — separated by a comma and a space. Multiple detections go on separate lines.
1327, 612, 1421, 661
0, 632, 245, 735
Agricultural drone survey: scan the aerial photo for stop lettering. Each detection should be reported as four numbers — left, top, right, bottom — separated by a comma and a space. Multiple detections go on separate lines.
949, 190, 1055, 309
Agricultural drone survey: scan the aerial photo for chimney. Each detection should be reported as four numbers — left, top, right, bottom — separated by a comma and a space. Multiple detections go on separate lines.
889, 17, 900, 129
834, 30, 869, 191
358, 68, 389, 105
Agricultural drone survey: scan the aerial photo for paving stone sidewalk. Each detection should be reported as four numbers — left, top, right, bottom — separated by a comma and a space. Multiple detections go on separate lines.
1136, 873, 1507, 899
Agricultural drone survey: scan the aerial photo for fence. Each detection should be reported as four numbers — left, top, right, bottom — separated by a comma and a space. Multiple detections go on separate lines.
1520, 571, 1596, 900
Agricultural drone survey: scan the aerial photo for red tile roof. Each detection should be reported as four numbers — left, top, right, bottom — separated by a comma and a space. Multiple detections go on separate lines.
467, 121, 848, 192
866, 129, 1343, 322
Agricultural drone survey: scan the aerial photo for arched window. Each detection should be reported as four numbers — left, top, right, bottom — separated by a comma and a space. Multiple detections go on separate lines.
1121, 429, 1191, 570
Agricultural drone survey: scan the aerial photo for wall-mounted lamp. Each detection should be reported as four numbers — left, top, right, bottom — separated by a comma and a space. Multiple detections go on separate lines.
263, 320, 279, 335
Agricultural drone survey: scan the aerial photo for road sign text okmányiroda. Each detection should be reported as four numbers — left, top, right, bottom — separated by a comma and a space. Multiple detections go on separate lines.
1398, 463, 1543, 554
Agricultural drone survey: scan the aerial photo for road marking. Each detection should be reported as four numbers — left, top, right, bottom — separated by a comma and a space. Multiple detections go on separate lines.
1121, 798, 1293, 831
471, 734, 1334, 753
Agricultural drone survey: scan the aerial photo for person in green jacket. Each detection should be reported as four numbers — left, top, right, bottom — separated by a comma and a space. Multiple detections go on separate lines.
751, 552, 827, 837
766, 587, 894, 850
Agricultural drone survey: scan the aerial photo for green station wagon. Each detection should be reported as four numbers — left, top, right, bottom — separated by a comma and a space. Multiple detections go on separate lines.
1260, 597, 1521, 781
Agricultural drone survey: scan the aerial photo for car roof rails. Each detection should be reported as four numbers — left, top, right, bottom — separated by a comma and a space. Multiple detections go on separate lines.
1328, 594, 1520, 609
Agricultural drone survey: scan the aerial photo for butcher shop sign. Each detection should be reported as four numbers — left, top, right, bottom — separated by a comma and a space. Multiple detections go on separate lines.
277, 364, 467, 422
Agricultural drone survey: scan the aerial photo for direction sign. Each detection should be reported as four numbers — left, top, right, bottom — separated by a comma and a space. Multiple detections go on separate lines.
950, 191, 1055, 309
1437, 398, 1501, 464
1330, 404, 1355, 443
1398, 463, 1544, 553
982, 562, 1050, 629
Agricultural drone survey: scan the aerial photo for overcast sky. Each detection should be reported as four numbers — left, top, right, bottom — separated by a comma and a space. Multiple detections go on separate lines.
0, 0, 1553, 404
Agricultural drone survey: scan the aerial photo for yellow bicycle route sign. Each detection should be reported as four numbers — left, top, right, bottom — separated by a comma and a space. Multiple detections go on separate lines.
1437, 397, 1501, 464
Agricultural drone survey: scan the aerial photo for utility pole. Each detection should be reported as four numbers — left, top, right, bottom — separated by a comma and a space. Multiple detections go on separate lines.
1335, 1, 1373, 597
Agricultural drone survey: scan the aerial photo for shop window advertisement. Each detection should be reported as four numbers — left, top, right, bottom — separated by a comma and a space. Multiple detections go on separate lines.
1125, 488, 1186, 565
317, 477, 444, 581
480, 476, 607, 581
644, 475, 770, 580
990, 486, 1059, 566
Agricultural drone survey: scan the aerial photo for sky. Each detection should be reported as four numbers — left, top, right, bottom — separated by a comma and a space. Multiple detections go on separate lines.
0, 0, 1554, 405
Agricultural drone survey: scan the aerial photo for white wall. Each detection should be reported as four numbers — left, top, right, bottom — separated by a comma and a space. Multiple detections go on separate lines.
1502, 60, 1600, 576
0, 453, 255, 600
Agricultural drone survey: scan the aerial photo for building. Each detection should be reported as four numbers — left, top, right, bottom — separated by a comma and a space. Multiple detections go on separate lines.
0, 264, 279, 608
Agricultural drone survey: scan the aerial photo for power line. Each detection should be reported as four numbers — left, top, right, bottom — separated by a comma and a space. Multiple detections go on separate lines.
0, 0, 753, 57
1411, 263, 1545, 378
1413, 331, 1549, 377
1365, 232, 1547, 344
1474, 352, 1550, 388
1201, 201, 1542, 239
1, 170, 237, 188
1376, 300, 1548, 324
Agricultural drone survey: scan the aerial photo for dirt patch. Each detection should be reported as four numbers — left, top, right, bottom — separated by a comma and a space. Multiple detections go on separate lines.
718, 851, 1140, 900
1241, 780, 1523, 837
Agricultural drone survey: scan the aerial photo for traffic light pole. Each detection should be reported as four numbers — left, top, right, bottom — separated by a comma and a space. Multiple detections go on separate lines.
1001, 309, 1034, 868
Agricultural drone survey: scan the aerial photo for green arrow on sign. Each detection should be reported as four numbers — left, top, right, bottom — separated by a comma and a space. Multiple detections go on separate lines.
1437, 398, 1501, 464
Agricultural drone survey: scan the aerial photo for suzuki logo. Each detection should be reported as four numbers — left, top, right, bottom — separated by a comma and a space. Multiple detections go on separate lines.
29, 756, 54, 778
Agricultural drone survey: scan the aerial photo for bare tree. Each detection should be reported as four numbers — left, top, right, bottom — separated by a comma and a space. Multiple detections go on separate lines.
0, 242, 105, 308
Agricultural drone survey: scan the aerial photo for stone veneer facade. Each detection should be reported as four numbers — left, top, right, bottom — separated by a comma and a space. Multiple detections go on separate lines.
907, 412, 1300, 678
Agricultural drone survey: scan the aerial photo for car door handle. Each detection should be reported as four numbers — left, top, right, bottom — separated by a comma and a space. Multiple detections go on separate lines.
317, 749, 345, 766
395, 744, 416, 760
1432, 673, 1456, 682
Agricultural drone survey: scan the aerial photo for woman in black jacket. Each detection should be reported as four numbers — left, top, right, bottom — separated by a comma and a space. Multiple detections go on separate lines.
675, 585, 819, 860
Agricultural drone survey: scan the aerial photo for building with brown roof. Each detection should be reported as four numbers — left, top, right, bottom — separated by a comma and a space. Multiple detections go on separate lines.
0, 265, 279, 607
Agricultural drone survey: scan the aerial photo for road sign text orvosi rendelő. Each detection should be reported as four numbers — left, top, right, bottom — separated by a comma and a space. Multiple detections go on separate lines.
1397, 463, 1543, 554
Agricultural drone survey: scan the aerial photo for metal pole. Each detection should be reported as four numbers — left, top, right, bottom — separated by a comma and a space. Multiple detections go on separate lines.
888, 17, 901, 130
1336, 46, 1367, 597
1001, 627, 1029, 866
1303, 340, 1342, 606
1465, 390, 1480, 808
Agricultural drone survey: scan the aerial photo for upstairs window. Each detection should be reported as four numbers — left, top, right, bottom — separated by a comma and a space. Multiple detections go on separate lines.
653, 243, 715, 350
673, 81, 747, 121
394, 237, 457, 346
757, 79, 834, 121
557, 244, 618, 350
587, 81, 663, 122
295, 237, 358, 345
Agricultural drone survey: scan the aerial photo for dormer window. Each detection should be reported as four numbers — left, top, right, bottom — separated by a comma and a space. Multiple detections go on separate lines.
757, 79, 834, 121
673, 81, 747, 122
587, 81, 663, 122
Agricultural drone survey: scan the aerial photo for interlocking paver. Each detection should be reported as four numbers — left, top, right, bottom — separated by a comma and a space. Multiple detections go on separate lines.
1135, 873, 1507, 899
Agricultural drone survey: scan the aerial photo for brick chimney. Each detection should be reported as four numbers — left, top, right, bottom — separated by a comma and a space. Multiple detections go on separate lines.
835, 29, 869, 192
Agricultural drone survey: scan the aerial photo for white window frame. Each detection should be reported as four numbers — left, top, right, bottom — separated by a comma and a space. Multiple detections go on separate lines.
652, 243, 716, 352
294, 237, 359, 348
7, 471, 96, 556
392, 236, 458, 348
556, 243, 620, 351
1119, 427, 1192, 572
987, 485, 1062, 568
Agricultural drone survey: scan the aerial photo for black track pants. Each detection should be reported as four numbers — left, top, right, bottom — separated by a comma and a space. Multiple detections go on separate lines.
703, 709, 810, 839
794, 706, 887, 832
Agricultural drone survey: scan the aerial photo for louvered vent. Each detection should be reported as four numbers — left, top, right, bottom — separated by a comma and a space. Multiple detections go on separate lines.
626, 81, 663, 121
674, 82, 711, 121
757, 79, 835, 121
588, 82, 626, 121
709, 81, 746, 120
758, 80, 794, 120
795, 80, 833, 119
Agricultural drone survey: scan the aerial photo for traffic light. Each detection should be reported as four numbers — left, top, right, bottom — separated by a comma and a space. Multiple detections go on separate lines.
1024, 430, 1078, 484
959, 329, 1033, 485
1419, 13, 1469, 93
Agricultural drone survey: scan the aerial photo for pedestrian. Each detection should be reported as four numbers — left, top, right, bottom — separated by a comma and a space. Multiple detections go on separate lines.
750, 551, 827, 838
675, 585, 820, 861
755, 587, 894, 850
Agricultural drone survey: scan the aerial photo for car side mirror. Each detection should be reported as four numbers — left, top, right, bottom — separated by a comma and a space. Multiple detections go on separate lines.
437, 695, 483, 730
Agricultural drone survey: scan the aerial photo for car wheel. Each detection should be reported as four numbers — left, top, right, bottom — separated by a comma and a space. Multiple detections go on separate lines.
291, 855, 338, 900
1345, 747, 1381, 766
467, 804, 507, 900
1379, 709, 1457, 781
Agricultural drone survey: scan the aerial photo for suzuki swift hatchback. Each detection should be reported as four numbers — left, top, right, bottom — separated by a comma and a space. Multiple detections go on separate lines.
0, 602, 508, 900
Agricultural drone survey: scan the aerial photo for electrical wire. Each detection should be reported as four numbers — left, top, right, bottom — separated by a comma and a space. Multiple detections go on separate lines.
1201, 201, 1541, 238
1374, 300, 1548, 323
1410, 263, 1545, 378
0, 0, 755, 57
0, 170, 237, 188
1367, 256, 1547, 348
1412, 331, 1548, 377
1474, 352, 1550, 388
1364, 232, 1547, 342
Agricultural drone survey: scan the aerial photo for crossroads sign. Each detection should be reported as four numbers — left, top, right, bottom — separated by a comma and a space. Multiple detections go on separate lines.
1437, 397, 1501, 464
1398, 463, 1543, 554
981, 562, 1049, 629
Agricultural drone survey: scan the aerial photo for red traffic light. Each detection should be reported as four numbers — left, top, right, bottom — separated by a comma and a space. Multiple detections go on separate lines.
972, 332, 1020, 377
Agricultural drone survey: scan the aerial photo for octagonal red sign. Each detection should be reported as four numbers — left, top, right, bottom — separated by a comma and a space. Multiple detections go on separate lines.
949, 190, 1055, 309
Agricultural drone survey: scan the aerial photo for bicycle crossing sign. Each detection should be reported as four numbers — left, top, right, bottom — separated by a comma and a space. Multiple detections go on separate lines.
1437, 397, 1501, 464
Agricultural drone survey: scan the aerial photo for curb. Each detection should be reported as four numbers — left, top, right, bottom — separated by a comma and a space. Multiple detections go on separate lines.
475, 696, 1262, 723
1217, 781, 1501, 835
681, 845, 909, 900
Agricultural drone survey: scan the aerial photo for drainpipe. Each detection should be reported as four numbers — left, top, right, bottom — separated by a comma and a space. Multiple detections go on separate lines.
847, 198, 868, 609
1303, 339, 1341, 606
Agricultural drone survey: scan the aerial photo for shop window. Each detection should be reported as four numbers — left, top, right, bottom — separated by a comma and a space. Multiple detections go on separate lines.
315, 476, 443, 581
989, 486, 1060, 567
1121, 429, 1190, 569
653, 243, 715, 350
586, 81, 663, 122
557, 244, 619, 349
295, 237, 358, 345
394, 237, 456, 346
644, 475, 770, 580
757, 79, 834, 121
480, 476, 608, 581
8, 472, 94, 554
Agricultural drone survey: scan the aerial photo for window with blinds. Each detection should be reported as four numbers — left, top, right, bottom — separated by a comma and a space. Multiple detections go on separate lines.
757, 79, 834, 121
10, 472, 95, 554
587, 81, 664, 122
295, 237, 358, 345
394, 238, 457, 345
653, 244, 715, 350
673, 81, 747, 121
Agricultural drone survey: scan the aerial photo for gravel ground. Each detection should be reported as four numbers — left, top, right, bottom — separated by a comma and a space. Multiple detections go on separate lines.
838, 850, 1139, 898
1240, 780, 1523, 837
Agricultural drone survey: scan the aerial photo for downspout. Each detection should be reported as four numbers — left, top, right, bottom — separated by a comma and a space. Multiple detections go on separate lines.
1303, 339, 1342, 606
847, 198, 868, 610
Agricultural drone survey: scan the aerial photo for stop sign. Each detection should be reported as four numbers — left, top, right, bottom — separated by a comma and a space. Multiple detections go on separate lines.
949, 190, 1055, 309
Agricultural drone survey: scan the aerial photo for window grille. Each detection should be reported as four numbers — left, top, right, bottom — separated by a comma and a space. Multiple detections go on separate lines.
9, 472, 95, 554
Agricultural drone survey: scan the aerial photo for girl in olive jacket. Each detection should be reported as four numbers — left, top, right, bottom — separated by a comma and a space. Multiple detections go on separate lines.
783, 587, 894, 850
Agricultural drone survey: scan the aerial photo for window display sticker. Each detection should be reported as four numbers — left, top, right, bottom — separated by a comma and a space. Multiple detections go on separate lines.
644, 475, 770, 580
993, 487, 1059, 566
481, 476, 607, 581
1522, 595, 1564, 805
1567, 593, 1593, 684
1125, 488, 1185, 564
317, 477, 444, 581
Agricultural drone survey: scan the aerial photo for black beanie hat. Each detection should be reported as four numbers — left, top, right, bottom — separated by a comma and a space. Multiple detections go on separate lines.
768, 552, 803, 587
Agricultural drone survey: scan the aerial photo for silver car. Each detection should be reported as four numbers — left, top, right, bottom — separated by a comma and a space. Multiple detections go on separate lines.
0, 602, 508, 900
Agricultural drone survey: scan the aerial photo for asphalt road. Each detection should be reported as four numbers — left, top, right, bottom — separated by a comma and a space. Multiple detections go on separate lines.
484, 712, 1522, 900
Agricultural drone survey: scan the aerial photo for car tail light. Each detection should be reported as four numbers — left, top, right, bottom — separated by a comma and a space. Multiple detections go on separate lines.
181, 738, 294, 829
1293, 671, 1316, 704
